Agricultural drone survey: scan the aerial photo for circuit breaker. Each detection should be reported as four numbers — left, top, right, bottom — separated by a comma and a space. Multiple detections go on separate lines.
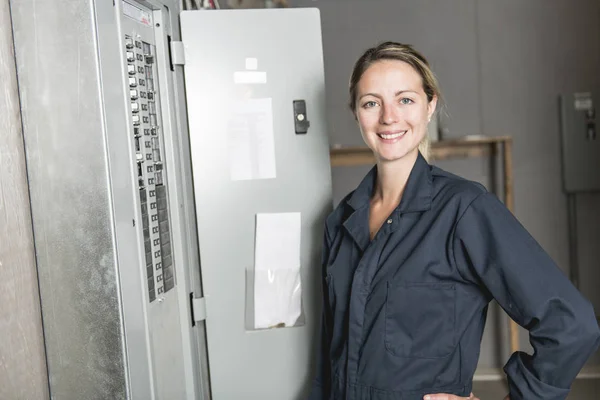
559, 90, 600, 193
123, 27, 174, 301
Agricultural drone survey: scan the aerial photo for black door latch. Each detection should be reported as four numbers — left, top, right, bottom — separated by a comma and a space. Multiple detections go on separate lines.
293, 100, 310, 134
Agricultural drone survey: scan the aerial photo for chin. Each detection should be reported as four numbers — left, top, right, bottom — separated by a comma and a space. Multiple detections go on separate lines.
375, 147, 417, 163
377, 152, 407, 163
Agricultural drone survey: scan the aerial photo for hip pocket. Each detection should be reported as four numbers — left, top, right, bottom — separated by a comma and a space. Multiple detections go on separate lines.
385, 281, 456, 358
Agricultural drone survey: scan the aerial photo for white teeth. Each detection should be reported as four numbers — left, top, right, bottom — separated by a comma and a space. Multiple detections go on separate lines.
380, 131, 405, 139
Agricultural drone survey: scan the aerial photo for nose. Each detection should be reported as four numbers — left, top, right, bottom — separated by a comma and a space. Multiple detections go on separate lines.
380, 103, 399, 125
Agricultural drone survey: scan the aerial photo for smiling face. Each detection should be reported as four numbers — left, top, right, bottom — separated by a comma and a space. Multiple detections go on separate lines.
354, 60, 437, 163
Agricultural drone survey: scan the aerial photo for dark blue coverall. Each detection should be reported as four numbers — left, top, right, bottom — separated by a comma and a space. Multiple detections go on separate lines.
309, 152, 600, 400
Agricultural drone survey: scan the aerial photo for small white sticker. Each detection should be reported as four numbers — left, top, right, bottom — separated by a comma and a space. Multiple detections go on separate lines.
574, 93, 593, 111
245, 58, 258, 70
122, 1, 152, 26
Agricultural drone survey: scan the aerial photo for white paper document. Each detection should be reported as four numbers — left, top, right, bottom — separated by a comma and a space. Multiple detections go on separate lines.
227, 98, 277, 181
254, 212, 302, 329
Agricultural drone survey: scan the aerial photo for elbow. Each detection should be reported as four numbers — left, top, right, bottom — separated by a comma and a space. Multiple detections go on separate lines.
583, 313, 600, 353
572, 300, 600, 355
536, 297, 600, 353
587, 329, 600, 356
577, 322, 600, 365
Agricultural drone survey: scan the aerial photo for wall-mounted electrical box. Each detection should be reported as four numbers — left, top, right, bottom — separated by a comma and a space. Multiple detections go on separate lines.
10, 1, 332, 399
559, 90, 600, 193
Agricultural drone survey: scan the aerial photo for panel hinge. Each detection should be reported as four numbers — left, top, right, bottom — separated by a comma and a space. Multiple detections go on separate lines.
170, 40, 186, 66
190, 293, 206, 326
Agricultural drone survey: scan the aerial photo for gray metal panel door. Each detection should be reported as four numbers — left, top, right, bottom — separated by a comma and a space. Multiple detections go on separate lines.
180, 9, 333, 399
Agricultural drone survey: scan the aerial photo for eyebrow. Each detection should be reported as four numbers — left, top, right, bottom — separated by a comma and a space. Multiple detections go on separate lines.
358, 90, 418, 100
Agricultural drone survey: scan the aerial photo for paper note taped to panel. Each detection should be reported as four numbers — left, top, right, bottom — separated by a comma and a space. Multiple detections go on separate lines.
227, 98, 276, 181
253, 212, 302, 329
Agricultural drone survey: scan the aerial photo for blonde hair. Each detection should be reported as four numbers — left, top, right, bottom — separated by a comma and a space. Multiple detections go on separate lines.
349, 42, 441, 160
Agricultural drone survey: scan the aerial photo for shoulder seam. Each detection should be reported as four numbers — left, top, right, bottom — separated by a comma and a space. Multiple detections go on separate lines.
450, 191, 488, 282
455, 191, 487, 230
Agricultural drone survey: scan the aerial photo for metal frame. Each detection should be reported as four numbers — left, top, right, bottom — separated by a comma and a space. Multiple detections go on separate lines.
95, 0, 209, 398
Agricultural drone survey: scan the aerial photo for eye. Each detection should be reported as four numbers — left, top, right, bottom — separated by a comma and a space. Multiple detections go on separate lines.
400, 98, 414, 105
362, 100, 378, 109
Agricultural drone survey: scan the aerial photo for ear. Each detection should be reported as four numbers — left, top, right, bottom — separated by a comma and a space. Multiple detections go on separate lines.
427, 95, 438, 122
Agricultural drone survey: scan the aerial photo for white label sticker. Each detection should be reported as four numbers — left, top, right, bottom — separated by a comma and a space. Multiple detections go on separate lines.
234, 71, 267, 84
123, 1, 152, 26
234, 57, 266, 84
227, 98, 276, 181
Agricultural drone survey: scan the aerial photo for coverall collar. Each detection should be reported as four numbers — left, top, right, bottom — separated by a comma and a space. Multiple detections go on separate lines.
342, 151, 433, 251
346, 151, 433, 213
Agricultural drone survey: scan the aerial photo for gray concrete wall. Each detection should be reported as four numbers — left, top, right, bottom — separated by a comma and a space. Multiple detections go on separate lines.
0, 1, 49, 399
291, 0, 600, 376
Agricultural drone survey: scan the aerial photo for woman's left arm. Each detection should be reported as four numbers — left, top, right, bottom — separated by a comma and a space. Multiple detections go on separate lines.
452, 192, 600, 400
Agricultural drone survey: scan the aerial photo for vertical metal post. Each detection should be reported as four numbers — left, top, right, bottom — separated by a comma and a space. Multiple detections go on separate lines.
502, 138, 520, 354
567, 193, 580, 289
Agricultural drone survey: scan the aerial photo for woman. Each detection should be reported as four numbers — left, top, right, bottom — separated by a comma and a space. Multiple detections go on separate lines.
309, 42, 600, 400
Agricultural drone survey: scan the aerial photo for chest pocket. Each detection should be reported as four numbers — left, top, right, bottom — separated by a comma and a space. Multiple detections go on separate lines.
385, 281, 456, 358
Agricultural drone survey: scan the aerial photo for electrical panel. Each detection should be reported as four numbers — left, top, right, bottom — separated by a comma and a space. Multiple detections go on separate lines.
11, 0, 204, 397
124, 21, 174, 302
559, 90, 600, 193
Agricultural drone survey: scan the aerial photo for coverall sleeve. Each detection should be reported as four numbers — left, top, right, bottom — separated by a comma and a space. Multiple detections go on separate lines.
453, 192, 600, 400
308, 224, 333, 400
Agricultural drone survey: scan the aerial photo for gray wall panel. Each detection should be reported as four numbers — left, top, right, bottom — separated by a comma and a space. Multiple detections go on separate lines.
0, 1, 49, 399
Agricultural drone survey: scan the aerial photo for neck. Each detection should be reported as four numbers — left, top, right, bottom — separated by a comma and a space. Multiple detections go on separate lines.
373, 150, 419, 206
